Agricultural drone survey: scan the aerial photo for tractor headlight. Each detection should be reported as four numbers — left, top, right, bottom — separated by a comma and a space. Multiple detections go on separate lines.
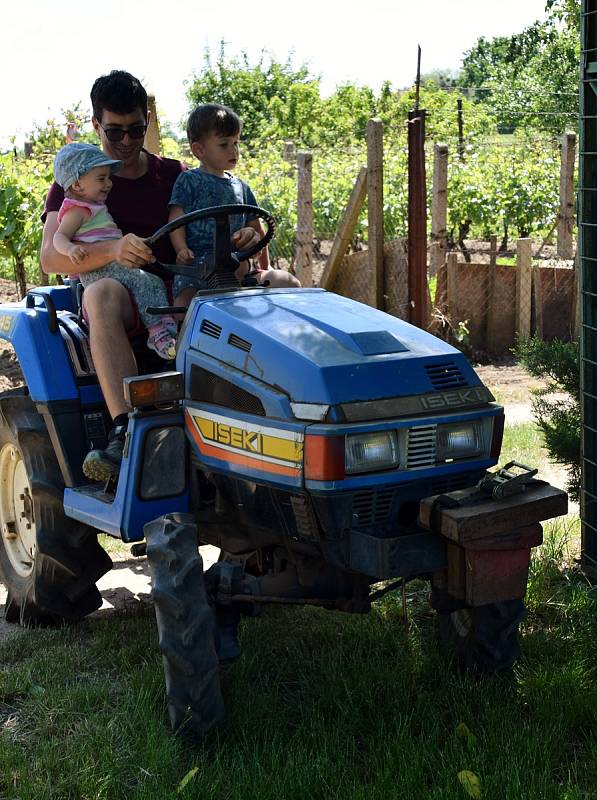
436, 420, 487, 462
345, 431, 399, 474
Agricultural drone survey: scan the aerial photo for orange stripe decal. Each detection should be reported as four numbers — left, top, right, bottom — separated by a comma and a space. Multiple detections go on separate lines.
185, 408, 302, 478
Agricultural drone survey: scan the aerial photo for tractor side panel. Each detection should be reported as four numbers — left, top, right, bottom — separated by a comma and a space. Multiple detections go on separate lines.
0, 296, 78, 402
185, 404, 305, 489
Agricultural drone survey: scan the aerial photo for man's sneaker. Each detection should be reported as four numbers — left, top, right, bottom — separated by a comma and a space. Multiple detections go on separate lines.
82, 425, 127, 482
147, 322, 176, 361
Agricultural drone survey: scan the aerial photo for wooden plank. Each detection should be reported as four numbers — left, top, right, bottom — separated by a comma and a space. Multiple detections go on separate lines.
367, 118, 384, 309
485, 236, 498, 350
465, 547, 533, 606
430, 143, 448, 278
418, 482, 568, 544
515, 238, 532, 339
407, 109, 428, 327
319, 166, 367, 289
446, 251, 459, 322
486, 264, 517, 355
533, 266, 544, 339
447, 543, 466, 600
145, 94, 161, 155
489, 235, 497, 268
557, 132, 576, 259
295, 151, 313, 286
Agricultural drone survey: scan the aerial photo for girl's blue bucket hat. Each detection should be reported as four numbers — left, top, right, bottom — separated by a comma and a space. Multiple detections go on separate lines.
53, 142, 122, 190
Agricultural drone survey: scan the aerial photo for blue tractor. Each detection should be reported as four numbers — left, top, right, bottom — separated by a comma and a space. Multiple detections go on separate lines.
0, 205, 529, 736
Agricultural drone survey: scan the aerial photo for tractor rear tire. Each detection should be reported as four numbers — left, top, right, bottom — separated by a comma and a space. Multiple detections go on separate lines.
436, 598, 526, 673
145, 513, 224, 738
0, 393, 112, 625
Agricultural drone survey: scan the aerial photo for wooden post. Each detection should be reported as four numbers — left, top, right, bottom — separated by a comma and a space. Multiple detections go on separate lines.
430, 143, 448, 277
446, 251, 459, 321
320, 166, 367, 289
533, 265, 544, 339
408, 109, 428, 328
283, 141, 296, 177
485, 236, 499, 351
515, 238, 533, 339
283, 141, 296, 164
145, 94, 161, 155
489, 235, 497, 268
295, 151, 313, 286
367, 118, 384, 309
457, 98, 464, 161
558, 131, 576, 259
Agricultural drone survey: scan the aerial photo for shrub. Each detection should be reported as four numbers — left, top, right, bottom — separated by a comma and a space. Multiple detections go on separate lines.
515, 336, 580, 501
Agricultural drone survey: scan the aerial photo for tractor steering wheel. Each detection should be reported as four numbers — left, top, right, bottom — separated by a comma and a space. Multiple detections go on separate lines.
146, 204, 276, 289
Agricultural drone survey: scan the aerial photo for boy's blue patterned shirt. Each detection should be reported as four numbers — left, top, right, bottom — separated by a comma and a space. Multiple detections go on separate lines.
169, 168, 258, 263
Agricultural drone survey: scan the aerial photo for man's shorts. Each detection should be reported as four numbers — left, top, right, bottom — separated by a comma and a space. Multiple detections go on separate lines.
81, 281, 173, 340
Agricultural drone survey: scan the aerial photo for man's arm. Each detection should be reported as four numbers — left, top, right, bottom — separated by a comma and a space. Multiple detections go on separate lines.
41, 212, 156, 276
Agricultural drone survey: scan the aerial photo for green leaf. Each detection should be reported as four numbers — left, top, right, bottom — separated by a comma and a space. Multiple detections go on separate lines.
458, 770, 482, 799
177, 767, 199, 794
455, 722, 478, 747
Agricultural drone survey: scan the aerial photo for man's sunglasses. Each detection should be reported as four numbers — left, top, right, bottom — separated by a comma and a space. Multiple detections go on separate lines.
98, 123, 147, 142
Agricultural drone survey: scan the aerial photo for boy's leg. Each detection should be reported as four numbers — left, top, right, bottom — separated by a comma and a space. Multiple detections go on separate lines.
173, 286, 196, 309
257, 269, 301, 288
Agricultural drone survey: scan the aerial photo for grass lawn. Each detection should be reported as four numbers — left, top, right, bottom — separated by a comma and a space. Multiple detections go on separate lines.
0, 425, 595, 800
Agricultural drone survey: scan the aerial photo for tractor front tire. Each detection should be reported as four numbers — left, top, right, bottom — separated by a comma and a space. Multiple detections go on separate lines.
436, 598, 526, 673
145, 513, 224, 737
0, 394, 112, 625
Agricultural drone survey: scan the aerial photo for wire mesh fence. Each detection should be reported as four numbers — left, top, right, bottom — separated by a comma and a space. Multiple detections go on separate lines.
432, 243, 577, 357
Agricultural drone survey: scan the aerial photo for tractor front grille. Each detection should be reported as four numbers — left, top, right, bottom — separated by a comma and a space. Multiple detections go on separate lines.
200, 319, 222, 339
425, 361, 467, 390
406, 425, 437, 468
352, 488, 395, 526
228, 333, 252, 352
190, 366, 265, 416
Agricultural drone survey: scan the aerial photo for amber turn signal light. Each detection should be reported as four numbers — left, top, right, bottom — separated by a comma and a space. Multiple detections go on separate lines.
304, 434, 345, 481
123, 372, 184, 407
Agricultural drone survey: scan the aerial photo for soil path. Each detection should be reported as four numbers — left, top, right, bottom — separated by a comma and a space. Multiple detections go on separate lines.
0, 278, 570, 641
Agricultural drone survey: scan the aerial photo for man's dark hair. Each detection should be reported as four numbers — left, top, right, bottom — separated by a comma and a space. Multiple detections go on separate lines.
187, 104, 241, 144
90, 70, 148, 122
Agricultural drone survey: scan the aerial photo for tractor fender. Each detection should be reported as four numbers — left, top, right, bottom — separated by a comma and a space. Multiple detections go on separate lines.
0, 291, 78, 403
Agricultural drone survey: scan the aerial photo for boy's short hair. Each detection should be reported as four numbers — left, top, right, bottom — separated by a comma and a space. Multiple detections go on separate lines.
91, 70, 148, 122
186, 104, 241, 144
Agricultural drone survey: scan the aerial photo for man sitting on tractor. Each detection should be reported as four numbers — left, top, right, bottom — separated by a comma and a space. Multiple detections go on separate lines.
40, 70, 261, 481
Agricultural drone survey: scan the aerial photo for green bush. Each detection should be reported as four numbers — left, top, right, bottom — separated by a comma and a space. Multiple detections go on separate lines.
515, 336, 580, 501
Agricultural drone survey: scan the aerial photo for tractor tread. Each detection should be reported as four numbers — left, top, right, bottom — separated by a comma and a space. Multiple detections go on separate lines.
0, 396, 111, 627
145, 513, 224, 737
152, 588, 187, 620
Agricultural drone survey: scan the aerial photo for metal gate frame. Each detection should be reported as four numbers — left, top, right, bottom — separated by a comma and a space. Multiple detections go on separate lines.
580, 0, 597, 576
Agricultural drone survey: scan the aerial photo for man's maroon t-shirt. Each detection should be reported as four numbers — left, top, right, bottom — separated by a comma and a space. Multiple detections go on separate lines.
43, 150, 185, 264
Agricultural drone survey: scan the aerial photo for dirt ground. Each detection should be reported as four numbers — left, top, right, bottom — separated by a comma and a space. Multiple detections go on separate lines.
0, 278, 571, 641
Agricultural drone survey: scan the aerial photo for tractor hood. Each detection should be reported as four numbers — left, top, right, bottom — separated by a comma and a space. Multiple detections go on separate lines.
182, 289, 487, 405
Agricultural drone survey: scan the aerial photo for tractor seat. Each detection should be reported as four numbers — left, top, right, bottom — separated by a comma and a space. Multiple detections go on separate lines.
63, 278, 176, 378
